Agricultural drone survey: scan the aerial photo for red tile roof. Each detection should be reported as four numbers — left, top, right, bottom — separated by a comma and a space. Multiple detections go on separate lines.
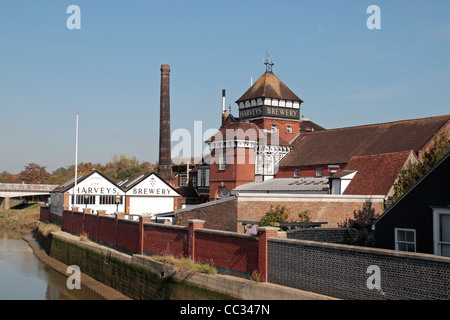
235, 71, 303, 103
280, 115, 450, 167
342, 151, 417, 196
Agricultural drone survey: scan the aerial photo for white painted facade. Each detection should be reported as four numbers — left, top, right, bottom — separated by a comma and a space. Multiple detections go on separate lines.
68, 171, 126, 214
124, 173, 179, 216
50, 171, 126, 217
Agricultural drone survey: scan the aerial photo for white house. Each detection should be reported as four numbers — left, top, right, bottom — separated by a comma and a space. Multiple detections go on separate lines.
50, 170, 126, 217
118, 172, 180, 217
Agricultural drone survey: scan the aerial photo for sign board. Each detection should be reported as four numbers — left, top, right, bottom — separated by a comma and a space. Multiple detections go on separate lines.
73, 172, 124, 195
127, 173, 179, 197
239, 106, 299, 120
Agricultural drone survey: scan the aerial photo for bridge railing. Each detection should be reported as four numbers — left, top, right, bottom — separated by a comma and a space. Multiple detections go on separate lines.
0, 183, 58, 191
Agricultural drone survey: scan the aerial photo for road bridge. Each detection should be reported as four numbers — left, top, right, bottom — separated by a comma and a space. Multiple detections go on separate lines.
0, 183, 58, 210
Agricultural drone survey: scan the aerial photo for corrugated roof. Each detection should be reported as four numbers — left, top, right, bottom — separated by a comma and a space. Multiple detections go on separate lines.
233, 177, 329, 192
116, 173, 151, 191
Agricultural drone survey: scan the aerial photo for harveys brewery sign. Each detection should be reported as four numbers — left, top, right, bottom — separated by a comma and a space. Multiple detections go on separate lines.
239, 106, 299, 120
129, 174, 178, 197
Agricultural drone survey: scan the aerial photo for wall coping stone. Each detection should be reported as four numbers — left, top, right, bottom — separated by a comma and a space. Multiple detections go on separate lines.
196, 228, 258, 240
269, 237, 450, 264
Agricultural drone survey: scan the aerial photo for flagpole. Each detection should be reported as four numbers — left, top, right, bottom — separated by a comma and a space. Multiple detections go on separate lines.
74, 113, 79, 208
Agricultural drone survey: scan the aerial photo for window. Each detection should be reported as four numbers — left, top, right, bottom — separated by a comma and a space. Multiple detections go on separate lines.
219, 150, 227, 170
180, 175, 187, 187
264, 155, 274, 175
271, 124, 278, 132
192, 176, 197, 188
99, 195, 123, 205
395, 228, 416, 252
72, 195, 96, 205
294, 169, 300, 178
286, 126, 293, 134
433, 208, 450, 257
316, 168, 323, 177
200, 169, 207, 186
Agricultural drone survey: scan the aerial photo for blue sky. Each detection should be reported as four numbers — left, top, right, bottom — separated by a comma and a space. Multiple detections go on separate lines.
1, 0, 449, 174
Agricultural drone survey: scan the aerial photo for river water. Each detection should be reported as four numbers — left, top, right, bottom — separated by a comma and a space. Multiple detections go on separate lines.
0, 227, 104, 300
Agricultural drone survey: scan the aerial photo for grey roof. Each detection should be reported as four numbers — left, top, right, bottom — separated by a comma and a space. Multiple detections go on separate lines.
232, 178, 329, 193
329, 170, 357, 179
116, 173, 151, 191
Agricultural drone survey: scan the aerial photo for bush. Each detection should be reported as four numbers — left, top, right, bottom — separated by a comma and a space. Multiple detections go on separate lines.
259, 205, 290, 230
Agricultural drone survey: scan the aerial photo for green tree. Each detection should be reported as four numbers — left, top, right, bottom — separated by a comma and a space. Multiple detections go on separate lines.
259, 205, 290, 230
390, 132, 450, 206
339, 201, 376, 247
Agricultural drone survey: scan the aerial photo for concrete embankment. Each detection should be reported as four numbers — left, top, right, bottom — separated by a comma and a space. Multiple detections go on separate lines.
23, 233, 131, 300
30, 230, 336, 300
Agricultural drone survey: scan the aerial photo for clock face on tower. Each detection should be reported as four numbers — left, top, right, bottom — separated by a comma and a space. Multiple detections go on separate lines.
217, 186, 229, 198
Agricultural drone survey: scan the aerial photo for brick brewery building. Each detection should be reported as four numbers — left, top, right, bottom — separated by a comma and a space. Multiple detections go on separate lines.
49, 59, 450, 230
171, 57, 450, 231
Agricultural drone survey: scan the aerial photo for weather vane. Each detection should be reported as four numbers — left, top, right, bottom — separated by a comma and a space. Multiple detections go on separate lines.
263, 53, 274, 73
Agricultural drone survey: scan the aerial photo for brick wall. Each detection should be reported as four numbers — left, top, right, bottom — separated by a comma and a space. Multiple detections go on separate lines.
174, 197, 238, 232
97, 215, 117, 247
268, 237, 450, 300
40, 206, 50, 222
142, 223, 188, 259
50, 210, 275, 278
116, 219, 140, 254
172, 195, 384, 233
194, 229, 259, 278
285, 228, 357, 243
237, 196, 385, 228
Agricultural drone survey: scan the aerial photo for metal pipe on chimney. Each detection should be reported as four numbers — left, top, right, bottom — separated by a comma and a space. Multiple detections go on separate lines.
222, 89, 226, 114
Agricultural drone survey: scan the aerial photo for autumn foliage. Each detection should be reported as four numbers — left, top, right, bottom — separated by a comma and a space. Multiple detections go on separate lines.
0, 154, 158, 185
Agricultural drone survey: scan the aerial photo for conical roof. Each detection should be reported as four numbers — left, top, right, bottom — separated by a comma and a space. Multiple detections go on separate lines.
236, 71, 303, 103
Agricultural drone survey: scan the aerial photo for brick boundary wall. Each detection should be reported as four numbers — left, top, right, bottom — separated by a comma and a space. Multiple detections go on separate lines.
42, 208, 276, 280
173, 197, 238, 232
268, 237, 450, 300
284, 228, 357, 244
194, 228, 259, 279
237, 196, 385, 229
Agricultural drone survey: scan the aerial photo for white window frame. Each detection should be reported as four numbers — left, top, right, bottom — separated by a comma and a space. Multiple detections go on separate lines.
271, 123, 278, 132
316, 168, 323, 177
218, 150, 227, 170
286, 125, 293, 134
395, 228, 416, 252
433, 208, 450, 256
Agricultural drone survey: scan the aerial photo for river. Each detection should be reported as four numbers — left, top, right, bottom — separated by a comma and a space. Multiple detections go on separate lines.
0, 227, 104, 300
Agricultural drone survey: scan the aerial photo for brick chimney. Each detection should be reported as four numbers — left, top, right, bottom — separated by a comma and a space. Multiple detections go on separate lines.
158, 64, 174, 180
